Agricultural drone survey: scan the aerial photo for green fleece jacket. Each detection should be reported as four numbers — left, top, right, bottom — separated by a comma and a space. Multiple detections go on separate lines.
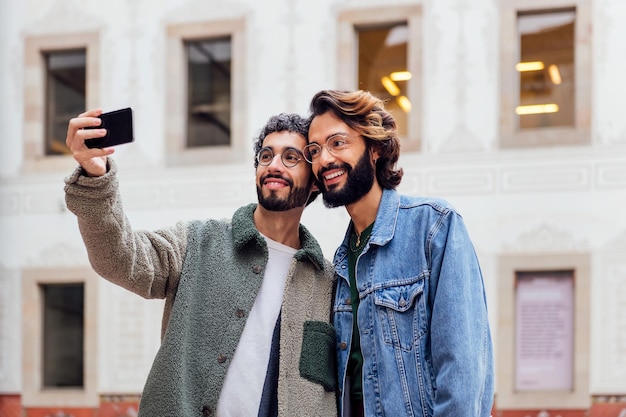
64, 159, 338, 417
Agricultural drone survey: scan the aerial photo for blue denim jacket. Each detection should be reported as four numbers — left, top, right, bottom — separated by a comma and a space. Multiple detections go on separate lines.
333, 189, 494, 417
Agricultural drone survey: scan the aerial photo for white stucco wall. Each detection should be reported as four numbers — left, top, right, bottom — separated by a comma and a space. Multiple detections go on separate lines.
1, 0, 625, 399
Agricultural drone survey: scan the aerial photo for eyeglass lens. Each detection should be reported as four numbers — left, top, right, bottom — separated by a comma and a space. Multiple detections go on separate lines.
303, 135, 349, 163
257, 148, 302, 167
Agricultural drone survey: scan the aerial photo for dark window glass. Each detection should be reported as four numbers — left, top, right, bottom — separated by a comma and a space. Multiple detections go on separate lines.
42, 283, 84, 388
357, 23, 409, 137
186, 37, 232, 147
517, 8, 575, 129
45, 50, 86, 156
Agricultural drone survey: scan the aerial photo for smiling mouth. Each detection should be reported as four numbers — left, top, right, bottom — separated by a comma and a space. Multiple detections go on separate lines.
265, 180, 286, 186
324, 170, 346, 181
262, 174, 291, 187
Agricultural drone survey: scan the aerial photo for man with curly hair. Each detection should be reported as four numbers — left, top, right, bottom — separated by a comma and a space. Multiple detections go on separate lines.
64, 110, 338, 417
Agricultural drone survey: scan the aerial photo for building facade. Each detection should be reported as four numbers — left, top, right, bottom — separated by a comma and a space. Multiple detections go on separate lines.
0, 0, 625, 416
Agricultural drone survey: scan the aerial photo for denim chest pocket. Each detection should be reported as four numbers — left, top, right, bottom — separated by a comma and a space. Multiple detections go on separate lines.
374, 279, 426, 351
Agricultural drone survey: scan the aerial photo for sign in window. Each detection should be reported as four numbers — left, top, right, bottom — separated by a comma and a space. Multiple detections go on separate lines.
515, 271, 574, 391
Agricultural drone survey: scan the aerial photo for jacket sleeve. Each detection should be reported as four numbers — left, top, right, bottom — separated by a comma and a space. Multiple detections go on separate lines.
64, 158, 188, 300
428, 210, 494, 417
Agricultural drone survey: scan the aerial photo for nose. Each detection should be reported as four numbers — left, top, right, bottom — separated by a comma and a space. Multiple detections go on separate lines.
316, 144, 335, 166
267, 153, 284, 171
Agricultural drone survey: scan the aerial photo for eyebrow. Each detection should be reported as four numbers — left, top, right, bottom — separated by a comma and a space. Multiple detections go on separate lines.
310, 132, 350, 145
261, 145, 303, 153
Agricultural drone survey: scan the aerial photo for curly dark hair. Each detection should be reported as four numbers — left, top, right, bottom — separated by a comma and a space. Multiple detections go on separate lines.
308, 89, 403, 189
252, 113, 319, 206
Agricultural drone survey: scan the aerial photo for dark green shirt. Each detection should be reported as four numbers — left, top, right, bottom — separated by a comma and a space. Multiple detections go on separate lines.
346, 222, 374, 404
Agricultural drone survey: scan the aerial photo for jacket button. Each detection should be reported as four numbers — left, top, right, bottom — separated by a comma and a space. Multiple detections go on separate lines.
399, 298, 407, 307
217, 354, 227, 363
235, 309, 246, 318
252, 265, 262, 274
201, 405, 212, 416
339, 342, 348, 350
345, 298, 352, 305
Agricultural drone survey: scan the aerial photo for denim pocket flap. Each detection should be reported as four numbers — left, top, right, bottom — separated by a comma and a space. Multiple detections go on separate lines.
299, 320, 337, 392
373, 280, 424, 312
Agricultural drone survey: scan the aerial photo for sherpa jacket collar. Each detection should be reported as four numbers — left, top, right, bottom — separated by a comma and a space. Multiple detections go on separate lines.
232, 203, 326, 271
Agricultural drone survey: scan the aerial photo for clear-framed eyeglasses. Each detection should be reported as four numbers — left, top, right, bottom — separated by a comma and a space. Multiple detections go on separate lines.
256, 147, 305, 168
303, 133, 354, 163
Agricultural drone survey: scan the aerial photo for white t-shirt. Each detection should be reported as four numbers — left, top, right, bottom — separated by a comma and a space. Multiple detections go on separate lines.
216, 235, 297, 417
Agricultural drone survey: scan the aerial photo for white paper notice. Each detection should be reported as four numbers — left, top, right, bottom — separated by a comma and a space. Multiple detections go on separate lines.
515, 272, 574, 391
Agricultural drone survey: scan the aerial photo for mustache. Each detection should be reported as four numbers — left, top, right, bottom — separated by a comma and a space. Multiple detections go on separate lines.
261, 173, 293, 187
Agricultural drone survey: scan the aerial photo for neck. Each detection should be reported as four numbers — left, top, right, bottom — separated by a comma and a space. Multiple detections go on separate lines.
345, 182, 383, 235
253, 204, 304, 249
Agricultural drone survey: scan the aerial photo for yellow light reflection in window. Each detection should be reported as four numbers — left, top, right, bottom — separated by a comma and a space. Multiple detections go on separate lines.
516, 104, 559, 115
396, 96, 412, 113
516, 61, 545, 72
381, 76, 400, 96
390, 71, 412, 81
548, 64, 562, 85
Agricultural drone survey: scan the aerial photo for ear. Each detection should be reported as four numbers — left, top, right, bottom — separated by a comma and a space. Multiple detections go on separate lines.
370, 147, 380, 162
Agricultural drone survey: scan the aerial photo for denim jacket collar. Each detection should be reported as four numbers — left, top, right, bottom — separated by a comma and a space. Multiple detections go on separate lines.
369, 188, 400, 247
336, 188, 400, 261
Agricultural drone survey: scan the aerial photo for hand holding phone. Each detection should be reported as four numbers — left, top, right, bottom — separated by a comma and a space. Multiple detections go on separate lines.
85, 107, 134, 148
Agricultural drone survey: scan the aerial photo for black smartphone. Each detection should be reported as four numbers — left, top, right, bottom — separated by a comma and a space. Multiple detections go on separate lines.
85, 107, 134, 148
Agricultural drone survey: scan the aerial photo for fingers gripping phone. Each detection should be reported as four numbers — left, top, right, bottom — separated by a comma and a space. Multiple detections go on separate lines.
85, 107, 134, 148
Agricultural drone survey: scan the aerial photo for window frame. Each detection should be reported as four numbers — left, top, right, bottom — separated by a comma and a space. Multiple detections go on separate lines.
337, 6, 422, 152
165, 19, 246, 166
23, 32, 100, 172
22, 267, 98, 407
497, 253, 591, 409
499, 0, 591, 148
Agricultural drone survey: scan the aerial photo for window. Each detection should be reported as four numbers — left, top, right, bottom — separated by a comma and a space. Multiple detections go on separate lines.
500, 0, 591, 148
186, 38, 231, 148
45, 50, 86, 156
357, 23, 410, 139
22, 268, 98, 407
42, 283, 84, 388
23, 33, 99, 171
498, 254, 590, 410
166, 19, 246, 166
338, 6, 422, 151
517, 8, 574, 130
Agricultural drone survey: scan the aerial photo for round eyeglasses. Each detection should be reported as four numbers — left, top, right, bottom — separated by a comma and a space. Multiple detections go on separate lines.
256, 147, 305, 168
303, 134, 353, 163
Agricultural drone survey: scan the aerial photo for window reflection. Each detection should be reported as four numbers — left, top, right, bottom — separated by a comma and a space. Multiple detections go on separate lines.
357, 23, 409, 137
517, 9, 575, 129
45, 50, 86, 156
186, 38, 232, 148
42, 283, 84, 388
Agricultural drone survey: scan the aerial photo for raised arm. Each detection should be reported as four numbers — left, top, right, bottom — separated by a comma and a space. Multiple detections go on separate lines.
64, 110, 187, 299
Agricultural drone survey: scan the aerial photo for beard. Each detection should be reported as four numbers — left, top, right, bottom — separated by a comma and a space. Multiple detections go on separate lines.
256, 174, 311, 211
318, 152, 375, 208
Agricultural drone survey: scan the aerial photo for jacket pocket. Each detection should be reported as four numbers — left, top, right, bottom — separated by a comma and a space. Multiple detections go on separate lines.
299, 320, 337, 392
374, 279, 426, 351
